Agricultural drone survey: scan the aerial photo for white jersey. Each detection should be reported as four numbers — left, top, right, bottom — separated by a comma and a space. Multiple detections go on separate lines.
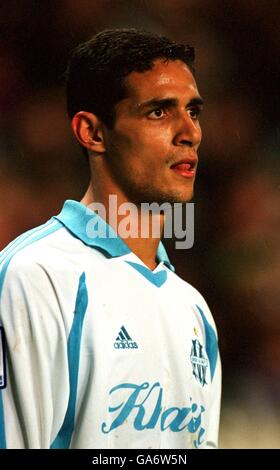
0, 200, 221, 449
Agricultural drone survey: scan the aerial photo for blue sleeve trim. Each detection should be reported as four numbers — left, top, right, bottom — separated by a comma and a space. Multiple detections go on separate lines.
51, 272, 88, 449
196, 304, 218, 382
0, 328, 7, 447
0, 392, 6, 448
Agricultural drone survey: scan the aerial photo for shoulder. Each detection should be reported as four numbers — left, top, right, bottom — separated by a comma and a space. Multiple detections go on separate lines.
0, 218, 84, 299
168, 269, 208, 304
0, 216, 87, 276
0, 222, 84, 333
169, 270, 218, 334
0, 218, 61, 266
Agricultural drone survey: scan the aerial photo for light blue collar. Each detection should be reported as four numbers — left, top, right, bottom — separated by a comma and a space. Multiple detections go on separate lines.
54, 200, 175, 271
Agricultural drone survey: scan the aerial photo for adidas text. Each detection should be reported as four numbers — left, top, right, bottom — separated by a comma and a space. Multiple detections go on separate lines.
114, 341, 138, 349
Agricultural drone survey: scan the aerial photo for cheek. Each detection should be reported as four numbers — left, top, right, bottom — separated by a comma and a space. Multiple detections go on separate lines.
132, 127, 173, 157
111, 130, 146, 158
109, 124, 172, 165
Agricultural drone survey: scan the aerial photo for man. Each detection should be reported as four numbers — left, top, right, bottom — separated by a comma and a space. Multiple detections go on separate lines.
0, 29, 221, 449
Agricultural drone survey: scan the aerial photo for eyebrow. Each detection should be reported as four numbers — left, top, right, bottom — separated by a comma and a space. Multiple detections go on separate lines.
137, 96, 204, 111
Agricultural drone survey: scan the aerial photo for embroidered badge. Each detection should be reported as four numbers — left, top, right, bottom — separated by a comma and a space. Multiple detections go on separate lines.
190, 339, 208, 387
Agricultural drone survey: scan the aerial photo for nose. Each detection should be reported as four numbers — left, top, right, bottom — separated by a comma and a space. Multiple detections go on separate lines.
173, 113, 202, 148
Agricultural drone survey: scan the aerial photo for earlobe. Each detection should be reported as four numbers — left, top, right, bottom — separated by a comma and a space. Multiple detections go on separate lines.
71, 111, 106, 153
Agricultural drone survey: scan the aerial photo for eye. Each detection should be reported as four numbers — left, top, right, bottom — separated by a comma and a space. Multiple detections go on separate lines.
148, 107, 167, 119
188, 106, 201, 120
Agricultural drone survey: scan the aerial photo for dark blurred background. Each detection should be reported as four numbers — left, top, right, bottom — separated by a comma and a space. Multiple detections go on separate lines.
1, 0, 279, 448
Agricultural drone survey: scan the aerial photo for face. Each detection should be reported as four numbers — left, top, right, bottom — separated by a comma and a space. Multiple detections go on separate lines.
103, 59, 203, 205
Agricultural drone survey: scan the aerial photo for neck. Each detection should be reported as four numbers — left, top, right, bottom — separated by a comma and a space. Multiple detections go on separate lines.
80, 182, 164, 270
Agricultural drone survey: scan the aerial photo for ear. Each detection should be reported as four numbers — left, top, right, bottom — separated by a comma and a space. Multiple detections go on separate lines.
71, 111, 106, 154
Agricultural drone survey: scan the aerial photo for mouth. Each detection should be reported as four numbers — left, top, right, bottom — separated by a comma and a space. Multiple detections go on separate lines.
170, 157, 198, 179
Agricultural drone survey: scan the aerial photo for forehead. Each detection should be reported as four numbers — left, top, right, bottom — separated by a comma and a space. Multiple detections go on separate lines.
124, 59, 199, 101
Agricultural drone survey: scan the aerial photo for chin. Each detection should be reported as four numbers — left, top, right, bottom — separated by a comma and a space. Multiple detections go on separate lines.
168, 188, 194, 204
152, 192, 194, 205
126, 183, 194, 205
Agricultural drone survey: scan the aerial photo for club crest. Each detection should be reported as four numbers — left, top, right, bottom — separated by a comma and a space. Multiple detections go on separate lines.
190, 339, 208, 387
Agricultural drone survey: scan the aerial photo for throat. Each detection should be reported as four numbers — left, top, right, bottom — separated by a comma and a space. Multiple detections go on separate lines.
124, 237, 160, 271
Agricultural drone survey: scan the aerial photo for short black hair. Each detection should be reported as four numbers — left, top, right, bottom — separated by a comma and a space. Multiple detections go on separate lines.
66, 28, 195, 130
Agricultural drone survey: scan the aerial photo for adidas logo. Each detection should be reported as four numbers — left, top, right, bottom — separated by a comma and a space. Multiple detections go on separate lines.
114, 326, 138, 349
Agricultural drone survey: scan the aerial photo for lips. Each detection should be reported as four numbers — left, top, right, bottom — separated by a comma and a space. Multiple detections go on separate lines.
170, 158, 197, 178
